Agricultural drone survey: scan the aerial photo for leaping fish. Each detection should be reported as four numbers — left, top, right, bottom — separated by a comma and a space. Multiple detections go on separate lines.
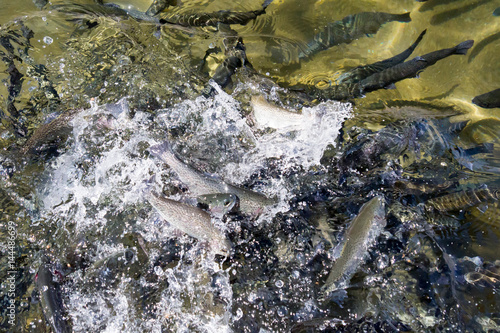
149, 140, 277, 215
147, 192, 231, 256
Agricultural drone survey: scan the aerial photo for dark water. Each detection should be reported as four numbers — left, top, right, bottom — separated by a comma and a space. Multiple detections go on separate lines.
1, 0, 500, 332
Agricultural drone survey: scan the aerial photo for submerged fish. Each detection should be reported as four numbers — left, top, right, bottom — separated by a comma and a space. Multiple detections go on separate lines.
299, 11, 411, 59
146, 0, 175, 17
197, 193, 240, 215
321, 196, 386, 296
472, 88, 500, 109
83, 249, 142, 288
159, 0, 273, 27
149, 140, 276, 215
426, 185, 499, 212
32, 0, 48, 9
337, 30, 427, 85
147, 192, 231, 255
360, 39, 474, 93
468, 31, 500, 63
36, 255, 71, 333
51, 3, 160, 24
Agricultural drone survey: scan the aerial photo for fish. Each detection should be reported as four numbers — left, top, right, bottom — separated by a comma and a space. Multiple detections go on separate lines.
298, 11, 411, 60
32, 0, 48, 9
83, 249, 142, 288
159, 0, 273, 27
472, 88, 500, 109
468, 31, 500, 63
337, 30, 427, 85
35, 255, 71, 333
337, 119, 420, 180
360, 40, 474, 93
419, 0, 462, 12
147, 192, 231, 256
51, 3, 160, 24
149, 140, 276, 215
426, 185, 499, 212
202, 24, 250, 97
430, 0, 493, 25
21, 109, 80, 155
197, 193, 240, 215
321, 196, 386, 296
250, 95, 305, 129
146, 0, 175, 17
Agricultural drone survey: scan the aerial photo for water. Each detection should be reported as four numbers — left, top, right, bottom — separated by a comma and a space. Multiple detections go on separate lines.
1, 0, 500, 332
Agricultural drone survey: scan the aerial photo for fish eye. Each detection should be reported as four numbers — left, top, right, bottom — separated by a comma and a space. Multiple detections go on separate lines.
224, 199, 231, 206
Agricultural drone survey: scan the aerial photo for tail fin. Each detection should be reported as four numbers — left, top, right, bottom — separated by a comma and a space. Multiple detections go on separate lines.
396, 12, 412, 23
149, 140, 174, 161
262, 0, 274, 10
454, 40, 474, 55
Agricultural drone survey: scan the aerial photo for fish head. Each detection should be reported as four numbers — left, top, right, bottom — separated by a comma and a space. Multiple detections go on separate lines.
197, 193, 240, 215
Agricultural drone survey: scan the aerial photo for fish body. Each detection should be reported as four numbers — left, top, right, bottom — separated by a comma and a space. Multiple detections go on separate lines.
159, 0, 272, 27
149, 141, 276, 215
52, 3, 160, 23
83, 249, 142, 288
32, 0, 48, 9
299, 11, 411, 59
337, 30, 427, 85
426, 185, 499, 212
360, 40, 473, 93
36, 256, 71, 333
250, 95, 305, 129
147, 192, 231, 255
468, 31, 500, 63
146, 0, 175, 17
472, 88, 500, 109
197, 193, 240, 215
321, 196, 386, 295
21, 109, 80, 155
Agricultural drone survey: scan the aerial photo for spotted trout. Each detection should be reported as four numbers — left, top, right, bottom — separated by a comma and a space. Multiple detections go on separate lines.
149, 140, 276, 215
321, 196, 386, 296
147, 192, 231, 255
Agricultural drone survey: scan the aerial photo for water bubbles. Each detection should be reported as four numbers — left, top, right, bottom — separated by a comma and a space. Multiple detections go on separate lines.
275, 279, 284, 288
43, 36, 53, 45
154, 266, 164, 276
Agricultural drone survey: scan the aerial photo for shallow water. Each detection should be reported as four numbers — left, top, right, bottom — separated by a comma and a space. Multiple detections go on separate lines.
1, 0, 500, 332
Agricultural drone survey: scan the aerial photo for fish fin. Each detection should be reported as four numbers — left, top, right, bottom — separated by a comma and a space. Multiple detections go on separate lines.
385, 83, 397, 90
149, 140, 174, 159
396, 12, 411, 23
454, 40, 474, 55
262, 0, 274, 9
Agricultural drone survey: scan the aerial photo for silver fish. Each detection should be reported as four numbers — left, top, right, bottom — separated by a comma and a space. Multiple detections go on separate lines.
149, 140, 276, 215
197, 193, 240, 215
36, 255, 71, 333
321, 196, 386, 295
147, 192, 231, 255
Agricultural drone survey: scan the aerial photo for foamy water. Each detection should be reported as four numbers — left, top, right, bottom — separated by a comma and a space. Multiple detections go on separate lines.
36, 85, 351, 331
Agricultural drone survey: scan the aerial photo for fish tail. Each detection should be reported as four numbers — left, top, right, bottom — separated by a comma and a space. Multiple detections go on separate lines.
262, 0, 274, 10
149, 140, 175, 162
394, 12, 411, 22
454, 40, 474, 55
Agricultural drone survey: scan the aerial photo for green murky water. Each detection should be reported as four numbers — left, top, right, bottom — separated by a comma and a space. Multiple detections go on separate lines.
1, 0, 500, 332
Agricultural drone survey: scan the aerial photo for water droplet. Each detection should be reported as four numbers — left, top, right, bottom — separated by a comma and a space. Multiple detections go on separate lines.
43, 36, 53, 45
154, 266, 163, 276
